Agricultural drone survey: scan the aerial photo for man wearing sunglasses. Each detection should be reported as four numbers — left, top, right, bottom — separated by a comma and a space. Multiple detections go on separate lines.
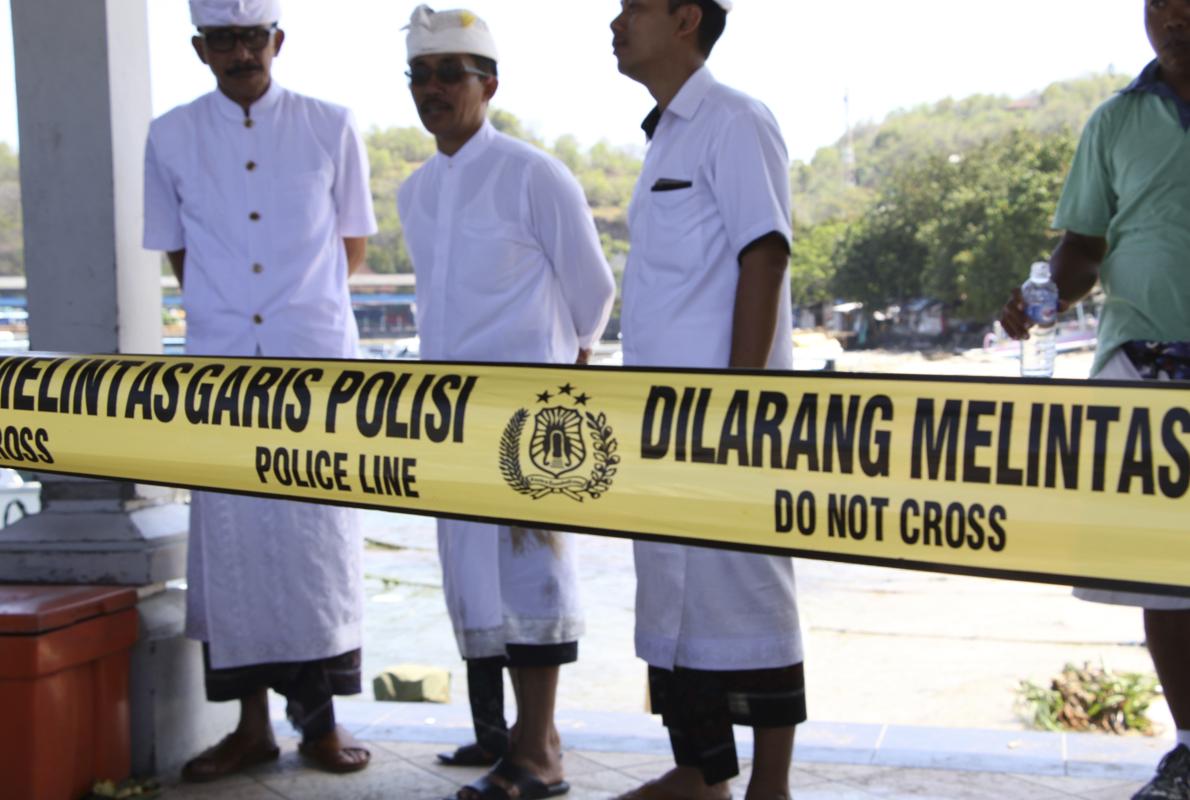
397, 6, 615, 800
143, 0, 376, 781
610, 1, 805, 799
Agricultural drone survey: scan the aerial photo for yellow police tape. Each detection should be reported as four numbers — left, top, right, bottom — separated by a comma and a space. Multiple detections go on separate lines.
0, 353, 1186, 596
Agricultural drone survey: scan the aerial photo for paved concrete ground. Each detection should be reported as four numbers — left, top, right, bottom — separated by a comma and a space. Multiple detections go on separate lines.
160, 699, 1166, 800
160, 742, 1152, 800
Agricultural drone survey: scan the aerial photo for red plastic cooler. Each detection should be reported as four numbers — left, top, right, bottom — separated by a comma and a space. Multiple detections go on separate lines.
0, 585, 139, 800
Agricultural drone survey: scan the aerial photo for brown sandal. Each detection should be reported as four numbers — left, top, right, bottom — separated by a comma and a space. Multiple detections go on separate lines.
181, 734, 280, 783
298, 727, 372, 774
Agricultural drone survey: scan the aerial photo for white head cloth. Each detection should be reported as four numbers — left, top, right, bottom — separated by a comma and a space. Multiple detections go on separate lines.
711, 0, 733, 10
190, 0, 281, 27
405, 5, 498, 63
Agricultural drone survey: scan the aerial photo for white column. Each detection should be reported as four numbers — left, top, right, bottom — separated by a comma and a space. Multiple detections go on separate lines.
12, 0, 160, 354
5, 1, 228, 777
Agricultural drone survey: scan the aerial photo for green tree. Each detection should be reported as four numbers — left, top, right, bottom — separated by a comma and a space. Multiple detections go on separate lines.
363, 126, 434, 273
831, 130, 1074, 320
489, 108, 543, 147
919, 131, 1073, 318
0, 143, 23, 276
788, 220, 848, 307
553, 134, 584, 174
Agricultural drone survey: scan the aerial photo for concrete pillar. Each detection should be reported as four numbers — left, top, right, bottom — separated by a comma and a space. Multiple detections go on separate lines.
3, 0, 230, 777
12, 0, 160, 354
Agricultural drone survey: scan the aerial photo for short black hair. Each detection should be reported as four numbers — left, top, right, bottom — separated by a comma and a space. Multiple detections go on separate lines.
668, 0, 726, 56
473, 55, 498, 78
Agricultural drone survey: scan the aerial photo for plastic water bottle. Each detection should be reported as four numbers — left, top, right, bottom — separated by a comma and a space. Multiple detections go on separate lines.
1020, 261, 1058, 378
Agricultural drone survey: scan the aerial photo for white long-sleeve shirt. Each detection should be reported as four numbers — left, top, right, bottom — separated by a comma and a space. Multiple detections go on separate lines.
398, 121, 612, 661
144, 81, 377, 359
142, 82, 375, 669
398, 121, 615, 363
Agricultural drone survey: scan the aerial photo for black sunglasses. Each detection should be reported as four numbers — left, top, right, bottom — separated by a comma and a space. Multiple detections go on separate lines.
201, 25, 277, 54
405, 62, 491, 87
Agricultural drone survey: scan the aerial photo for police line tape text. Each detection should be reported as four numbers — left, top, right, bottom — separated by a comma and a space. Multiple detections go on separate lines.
641, 387, 1189, 498
774, 490, 1008, 552
254, 447, 418, 498
0, 357, 477, 442
0, 425, 53, 464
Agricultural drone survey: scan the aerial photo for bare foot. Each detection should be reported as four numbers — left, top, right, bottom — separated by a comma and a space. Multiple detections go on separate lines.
181, 729, 280, 783
298, 725, 371, 774
613, 766, 732, 800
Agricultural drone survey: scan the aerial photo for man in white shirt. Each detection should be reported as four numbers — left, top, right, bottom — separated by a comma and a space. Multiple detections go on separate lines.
397, 6, 615, 798
143, 0, 377, 781
610, 2, 805, 798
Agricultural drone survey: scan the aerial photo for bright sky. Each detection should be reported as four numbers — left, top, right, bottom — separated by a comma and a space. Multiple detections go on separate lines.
0, 1, 1157, 162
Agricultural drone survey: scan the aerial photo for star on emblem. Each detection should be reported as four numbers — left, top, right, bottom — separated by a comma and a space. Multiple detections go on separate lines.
558, 383, 575, 395
574, 393, 590, 406
536, 391, 553, 403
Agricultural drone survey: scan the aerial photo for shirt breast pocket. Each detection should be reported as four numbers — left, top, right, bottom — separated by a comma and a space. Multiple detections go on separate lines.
645, 184, 703, 275
277, 168, 333, 231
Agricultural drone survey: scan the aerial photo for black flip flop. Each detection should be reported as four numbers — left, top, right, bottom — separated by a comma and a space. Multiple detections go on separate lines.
450, 757, 570, 799
438, 742, 502, 767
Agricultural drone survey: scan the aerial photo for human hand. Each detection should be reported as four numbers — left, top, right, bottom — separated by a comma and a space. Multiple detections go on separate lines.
999, 287, 1032, 340
576, 349, 591, 365
1000, 288, 1071, 341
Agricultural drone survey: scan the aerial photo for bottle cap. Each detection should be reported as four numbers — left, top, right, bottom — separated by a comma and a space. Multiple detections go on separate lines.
1030, 262, 1051, 282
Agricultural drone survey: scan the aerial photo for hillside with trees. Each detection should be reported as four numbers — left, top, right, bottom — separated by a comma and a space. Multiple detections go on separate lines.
0, 71, 1130, 334
790, 72, 1128, 326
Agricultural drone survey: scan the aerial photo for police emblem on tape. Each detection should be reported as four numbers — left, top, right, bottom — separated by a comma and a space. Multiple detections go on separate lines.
500, 384, 618, 501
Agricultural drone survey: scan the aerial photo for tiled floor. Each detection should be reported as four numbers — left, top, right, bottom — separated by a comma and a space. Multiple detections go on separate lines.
161, 737, 1148, 799
154, 698, 1164, 799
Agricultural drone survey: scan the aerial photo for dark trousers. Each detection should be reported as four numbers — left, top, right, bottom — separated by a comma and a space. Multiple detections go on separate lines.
466, 642, 579, 755
649, 662, 807, 785
202, 645, 362, 741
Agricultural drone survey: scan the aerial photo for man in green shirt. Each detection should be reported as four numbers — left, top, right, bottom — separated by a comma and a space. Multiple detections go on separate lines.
1000, 3, 1190, 797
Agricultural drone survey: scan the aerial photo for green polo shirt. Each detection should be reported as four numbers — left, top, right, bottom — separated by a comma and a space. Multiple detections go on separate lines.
1053, 69, 1190, 374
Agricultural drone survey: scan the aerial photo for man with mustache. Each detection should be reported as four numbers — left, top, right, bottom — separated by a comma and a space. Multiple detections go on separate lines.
999, 2, 1190, 798
609, 1, 804, 799
143, 0, 377, 781
396, 6, 615, 799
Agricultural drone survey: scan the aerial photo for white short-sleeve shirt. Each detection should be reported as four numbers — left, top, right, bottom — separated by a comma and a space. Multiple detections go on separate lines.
623, 67, 802, 672
622, 66, 794, 370
144, 82, 378, 358
398, 121, 615, 363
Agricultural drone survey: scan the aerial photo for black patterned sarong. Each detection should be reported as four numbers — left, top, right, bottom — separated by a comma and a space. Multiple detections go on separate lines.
202, 645, 362, 740
648, 662, 807, 785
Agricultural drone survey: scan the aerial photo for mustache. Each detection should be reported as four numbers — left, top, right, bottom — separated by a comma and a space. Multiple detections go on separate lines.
225, 63, 263, 77
418, 97, 452, 114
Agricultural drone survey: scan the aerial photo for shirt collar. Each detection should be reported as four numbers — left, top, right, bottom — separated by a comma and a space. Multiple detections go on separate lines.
436, 118, 496, 168
1122, 59, 1163, 93
1122, 59, 1190, 131
641, 65, 715, 140
211, 79, 284, 123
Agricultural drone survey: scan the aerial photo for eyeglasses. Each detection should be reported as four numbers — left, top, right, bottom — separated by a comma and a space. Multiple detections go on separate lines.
405, 62, 491, 87
201, 25, 277, 54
